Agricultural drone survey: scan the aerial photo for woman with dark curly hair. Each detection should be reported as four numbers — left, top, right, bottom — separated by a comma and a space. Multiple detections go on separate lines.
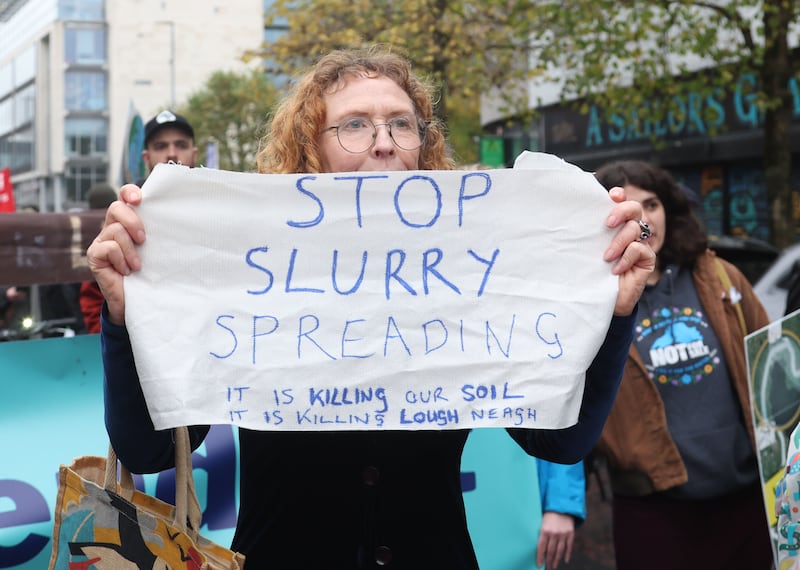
593, 160, 773, 570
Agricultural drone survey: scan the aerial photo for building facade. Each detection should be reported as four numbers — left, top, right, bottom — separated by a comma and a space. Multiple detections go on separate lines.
536, 75, 800, 244
481, 72, 800, 246
0, 0, 264, 212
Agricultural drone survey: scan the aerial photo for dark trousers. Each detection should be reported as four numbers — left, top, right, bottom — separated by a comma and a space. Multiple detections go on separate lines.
612, 483, 774, 570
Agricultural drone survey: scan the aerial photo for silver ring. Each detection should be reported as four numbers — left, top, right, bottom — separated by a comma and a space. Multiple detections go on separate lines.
637, 220, 651, 241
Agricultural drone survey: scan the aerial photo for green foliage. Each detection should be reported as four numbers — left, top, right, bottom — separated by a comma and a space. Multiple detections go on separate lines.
256, 0, 796, 138
523, 0, 798, 246
525, 0, 777, 114
178, 69, 279, 172
256, 0, 538, 122
445, 94, 481, 164
253, 0, 798, 243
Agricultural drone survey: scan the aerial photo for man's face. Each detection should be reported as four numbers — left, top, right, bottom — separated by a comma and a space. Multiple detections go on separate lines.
142, 127, 197, 170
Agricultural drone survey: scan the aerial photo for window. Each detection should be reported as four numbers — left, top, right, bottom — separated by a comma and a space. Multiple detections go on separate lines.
0, 97, 12, 137
0, 137, 9, 169
0, 80, 35, 142
0, 62, 11, 99
65, 117, 107, 157
59, 0, 104, 21
12, 128, 34, 172
65, 27, 106, 65
0, 126, 35, 174
14, 84, 35, 128
65, 71, 106, 110
65, 163, 108, 202
13, 46, 35, 86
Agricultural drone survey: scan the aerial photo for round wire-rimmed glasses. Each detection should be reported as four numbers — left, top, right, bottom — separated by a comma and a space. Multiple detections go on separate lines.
324, 114, 427, 154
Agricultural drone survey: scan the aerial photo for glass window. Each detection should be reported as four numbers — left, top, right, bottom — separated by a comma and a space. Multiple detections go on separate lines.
13, 46, 36, 86
65, 117, 107, 157
0, 62, 12, 99
59, 0, 104, 21
0, 137, 10, 169
65, 27, 106, 65
65, 162, 108, 202
2, 127, 35, 174
13, 128, 34, 172
65, 71, 106, 110
0, 97, 12, 137
14, 84, 35, 128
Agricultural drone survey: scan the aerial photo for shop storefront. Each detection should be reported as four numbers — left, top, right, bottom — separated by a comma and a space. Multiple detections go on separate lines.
482, 71, 800, 244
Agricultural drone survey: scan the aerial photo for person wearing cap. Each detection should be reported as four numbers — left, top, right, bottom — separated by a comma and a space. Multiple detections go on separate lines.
138, 110, 197, 185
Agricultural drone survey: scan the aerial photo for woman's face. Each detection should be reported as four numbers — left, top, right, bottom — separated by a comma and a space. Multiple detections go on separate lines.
318, 75, 421, 173
624, 184, 666, 255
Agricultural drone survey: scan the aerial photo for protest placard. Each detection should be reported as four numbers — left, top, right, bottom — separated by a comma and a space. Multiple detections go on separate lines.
125, 152, 619, 431
745, 308, 800, 561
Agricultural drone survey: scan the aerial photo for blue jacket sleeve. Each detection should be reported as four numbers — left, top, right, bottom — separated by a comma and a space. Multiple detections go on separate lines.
508, 311, 635, 464
537, 459, 586, 524
101, 304, 209, 473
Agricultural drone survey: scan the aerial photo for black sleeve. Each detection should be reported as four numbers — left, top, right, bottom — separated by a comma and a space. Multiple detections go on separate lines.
101, 303, 210, 473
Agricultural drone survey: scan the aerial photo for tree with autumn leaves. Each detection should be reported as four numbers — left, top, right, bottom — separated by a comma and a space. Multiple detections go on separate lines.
254, 0, 539, 164
178, 69, 279, 172
256, 0, 799, 246
527, 0, 798, 247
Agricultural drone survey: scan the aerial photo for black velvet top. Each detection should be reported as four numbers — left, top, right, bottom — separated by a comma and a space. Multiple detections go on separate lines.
101, 309, 634, 569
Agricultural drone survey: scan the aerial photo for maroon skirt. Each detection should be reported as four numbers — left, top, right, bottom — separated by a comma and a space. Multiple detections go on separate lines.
611, 483, 774, 570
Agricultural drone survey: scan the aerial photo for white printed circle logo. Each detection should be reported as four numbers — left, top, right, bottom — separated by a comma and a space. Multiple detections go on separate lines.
636, 306, 718, 387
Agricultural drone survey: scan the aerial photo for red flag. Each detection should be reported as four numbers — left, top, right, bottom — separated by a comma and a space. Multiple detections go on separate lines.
0, 168, 15, 213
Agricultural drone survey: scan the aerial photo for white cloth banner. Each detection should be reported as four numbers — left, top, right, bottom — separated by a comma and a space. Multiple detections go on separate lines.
125, 151, 618, 431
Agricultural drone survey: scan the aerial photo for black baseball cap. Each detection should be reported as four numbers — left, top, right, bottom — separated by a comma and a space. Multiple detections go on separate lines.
144, 110, 195, 147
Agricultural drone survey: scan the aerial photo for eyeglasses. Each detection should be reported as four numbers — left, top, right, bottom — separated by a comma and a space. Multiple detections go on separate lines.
324, 114, 427, 154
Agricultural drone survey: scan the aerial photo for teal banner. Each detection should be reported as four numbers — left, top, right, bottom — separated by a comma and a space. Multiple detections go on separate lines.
463, 428, 542, 569
0, 337, 543, 569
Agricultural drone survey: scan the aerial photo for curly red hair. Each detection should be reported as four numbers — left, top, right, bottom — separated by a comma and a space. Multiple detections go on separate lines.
256, 46, 454, 173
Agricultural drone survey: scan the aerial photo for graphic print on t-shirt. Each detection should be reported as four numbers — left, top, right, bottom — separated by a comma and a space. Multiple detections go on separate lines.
635, 305, 720, 387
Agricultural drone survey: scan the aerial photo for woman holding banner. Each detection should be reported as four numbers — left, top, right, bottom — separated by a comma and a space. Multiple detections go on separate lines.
88, 46, 654, 569
593, 161, 772, 570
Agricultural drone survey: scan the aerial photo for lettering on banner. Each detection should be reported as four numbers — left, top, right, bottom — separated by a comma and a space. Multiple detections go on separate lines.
129, 163, 615, 431
223, 380, 540, 429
